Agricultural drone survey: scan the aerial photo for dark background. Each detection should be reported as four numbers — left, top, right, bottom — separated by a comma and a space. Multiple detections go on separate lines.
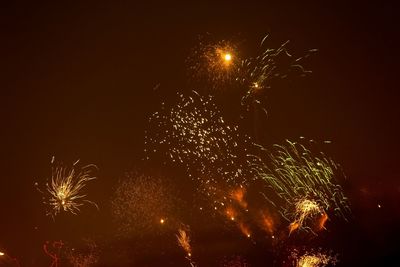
1, 1, 399, 266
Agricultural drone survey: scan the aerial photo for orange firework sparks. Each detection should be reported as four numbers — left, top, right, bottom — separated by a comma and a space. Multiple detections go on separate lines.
176, 228, 192, 258
260, 211, 275, 235
289, 222, 300, 235
187, 37, 239, 88
239, 222, 251, 238
289, 199, 323, 234
226, 206, 237, 221
230, 187, 248, 209
317, 213, 328, 231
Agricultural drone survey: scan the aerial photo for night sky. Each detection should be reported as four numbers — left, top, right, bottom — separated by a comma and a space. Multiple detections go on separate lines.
1, 1, 399, 266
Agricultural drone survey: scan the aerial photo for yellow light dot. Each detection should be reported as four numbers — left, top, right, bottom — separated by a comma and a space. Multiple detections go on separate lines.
188, 253, 191, 257
0, 252, 4, 256
224, 53, 232, 61
231, 217, 235, 221
247, 234, 251, 238
160, 218, 165, 224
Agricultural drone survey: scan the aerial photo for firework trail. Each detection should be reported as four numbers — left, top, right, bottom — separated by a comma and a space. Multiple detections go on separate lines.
35, 157, 98, 219
238, 35, 316, 107
176, 227, 196, 266
145, 91, 252, 202
249, 140, 350, 233
111, 173, 178, 237
43, 240, 64, 267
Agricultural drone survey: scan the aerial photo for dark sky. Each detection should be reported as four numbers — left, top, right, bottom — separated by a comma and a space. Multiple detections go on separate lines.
1, 1, 399, 266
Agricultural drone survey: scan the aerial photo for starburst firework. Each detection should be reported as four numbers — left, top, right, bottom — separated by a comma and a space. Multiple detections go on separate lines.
36, 157, 98, 218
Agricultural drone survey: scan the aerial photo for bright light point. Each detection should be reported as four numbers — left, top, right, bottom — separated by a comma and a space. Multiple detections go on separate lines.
231, 217, 235, 221
254, 82, 259, 88
247, 234, 251, 238
160, 218, 165, 224
272, 235, 275, 239
188, 253, 191, 257
224, 53, 232, 61
0, 252, 4, 256
377, 204, 381, 208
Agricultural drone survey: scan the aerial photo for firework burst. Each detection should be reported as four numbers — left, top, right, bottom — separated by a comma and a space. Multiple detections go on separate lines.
35, 157, 98, 218
187, 37, 238, 89
290, 248, 338, 267
145, 91, 252, 201
249, 140, 350, 233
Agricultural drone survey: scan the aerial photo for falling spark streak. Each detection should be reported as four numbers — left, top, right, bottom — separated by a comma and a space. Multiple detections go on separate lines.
36, 158, 98, 218
176, 227, 196, 266
249, 140, 350, 233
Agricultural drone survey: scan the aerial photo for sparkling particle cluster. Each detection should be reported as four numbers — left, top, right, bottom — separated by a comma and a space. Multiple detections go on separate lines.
111, 173, 177, 237
290, 248, 338, 267
145, 91, 251, 200
220, 255, 250, 267
187, 38, 238, 88
66, 239, 99, 267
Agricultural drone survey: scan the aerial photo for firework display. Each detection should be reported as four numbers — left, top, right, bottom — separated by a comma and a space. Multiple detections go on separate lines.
249, 140, 350, 233
35, 157, 98, 218
2, 28, 361, 266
